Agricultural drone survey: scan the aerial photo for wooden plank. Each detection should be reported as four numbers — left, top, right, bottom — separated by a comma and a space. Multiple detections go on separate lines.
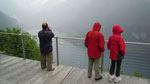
23, 65, 65, 84
0, 54, 13, 58
61, 67, 86, 84
11, 62, 41, 83
0, 56, 17, 64
0, 59, 31, 76
147, 79, 150, 84
2, 61, 39, 79
138, 77, 150, 84
61, 68, 107, 84
0, 55, 11, 60
0, 77, 17, 84
16, 64, 42, 84
0, 57, 23, 70
42, 66, 73, 84
31, 65, 66, 84
0, 53, 7, 56
6, 61, 39, 80
99, 72, 123, 84
31, 65, 72, 84
23, 67, 48, 84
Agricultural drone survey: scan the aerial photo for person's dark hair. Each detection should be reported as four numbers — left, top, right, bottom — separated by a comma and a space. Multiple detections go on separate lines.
42, 23, 48, 29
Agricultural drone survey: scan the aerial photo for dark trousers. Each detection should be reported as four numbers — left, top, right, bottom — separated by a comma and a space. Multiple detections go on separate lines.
110, 60, 122, 77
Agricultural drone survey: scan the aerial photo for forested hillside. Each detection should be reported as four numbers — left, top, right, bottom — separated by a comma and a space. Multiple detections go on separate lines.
0, 27, 40, 60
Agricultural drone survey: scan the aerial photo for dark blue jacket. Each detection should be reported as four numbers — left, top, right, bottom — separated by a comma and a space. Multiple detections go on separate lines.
38, 29, 55, 54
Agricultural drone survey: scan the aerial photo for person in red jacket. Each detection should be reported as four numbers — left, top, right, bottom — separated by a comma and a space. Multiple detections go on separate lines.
107, 25, 126, 83
84, 22, 105, 81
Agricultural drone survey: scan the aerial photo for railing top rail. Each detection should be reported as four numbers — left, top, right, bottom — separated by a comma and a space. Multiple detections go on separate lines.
1, 32, 150, 46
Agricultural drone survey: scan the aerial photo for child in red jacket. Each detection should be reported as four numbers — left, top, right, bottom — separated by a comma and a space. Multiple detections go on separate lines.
107, 25, 126, 83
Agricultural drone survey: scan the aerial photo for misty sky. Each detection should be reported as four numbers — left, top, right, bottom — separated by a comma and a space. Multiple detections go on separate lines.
0, 0, 150, 39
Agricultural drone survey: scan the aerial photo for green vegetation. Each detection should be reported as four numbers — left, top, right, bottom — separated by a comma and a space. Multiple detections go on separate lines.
134, 72, 143, 77
147, 77, 150, 79
0, 27, 40, 60
107, 68, 110, 72
103, 68, 106, 72
120, 70, 124, 75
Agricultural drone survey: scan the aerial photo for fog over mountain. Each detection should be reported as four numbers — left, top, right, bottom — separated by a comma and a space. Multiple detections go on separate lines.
0, 0, 150, 42
0, 11, 19, 29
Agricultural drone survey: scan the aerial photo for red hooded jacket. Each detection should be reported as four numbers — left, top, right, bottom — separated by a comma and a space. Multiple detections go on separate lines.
84, 22, 105, 58
107, 25, 126, 60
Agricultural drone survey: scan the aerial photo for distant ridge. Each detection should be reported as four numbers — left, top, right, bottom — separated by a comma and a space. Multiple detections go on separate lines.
0, 11, 19, 29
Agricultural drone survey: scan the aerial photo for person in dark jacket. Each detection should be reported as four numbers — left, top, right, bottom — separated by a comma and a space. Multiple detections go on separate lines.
84, 22, 105, 81
107, 25, 126, 83
38, 22, 55, 71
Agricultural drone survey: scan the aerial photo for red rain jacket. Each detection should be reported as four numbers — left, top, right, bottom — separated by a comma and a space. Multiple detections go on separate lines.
84, 22, 105, 58
107, 25, 126, 60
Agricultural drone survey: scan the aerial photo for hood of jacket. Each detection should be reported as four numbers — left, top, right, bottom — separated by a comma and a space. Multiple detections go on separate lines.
112, 25, 123, 34
93, 22, 101, 31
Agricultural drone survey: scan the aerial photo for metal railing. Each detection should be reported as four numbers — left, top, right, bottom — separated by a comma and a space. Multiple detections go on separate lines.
0, 32, 150, 77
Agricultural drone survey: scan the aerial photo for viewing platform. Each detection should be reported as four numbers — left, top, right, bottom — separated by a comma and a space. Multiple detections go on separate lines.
0, 54, 150, 84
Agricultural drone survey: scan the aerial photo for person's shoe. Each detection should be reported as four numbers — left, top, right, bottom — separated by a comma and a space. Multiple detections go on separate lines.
114, 76, 122, 83
109, 75, 115, 82
95, 76, 102, 81
47, 68, 55, 71
88, 76, 91, 78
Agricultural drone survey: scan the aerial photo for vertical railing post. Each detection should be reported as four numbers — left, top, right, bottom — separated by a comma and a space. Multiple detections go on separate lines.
56, 37, 59, 66
101, 52, 104, 73
21, 34, 26, 59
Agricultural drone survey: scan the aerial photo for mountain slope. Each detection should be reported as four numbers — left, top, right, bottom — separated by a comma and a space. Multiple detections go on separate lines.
0, 11, 19, 29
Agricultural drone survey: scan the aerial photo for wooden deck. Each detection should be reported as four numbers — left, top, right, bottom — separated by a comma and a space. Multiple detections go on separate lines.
0, 54, 150, 84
